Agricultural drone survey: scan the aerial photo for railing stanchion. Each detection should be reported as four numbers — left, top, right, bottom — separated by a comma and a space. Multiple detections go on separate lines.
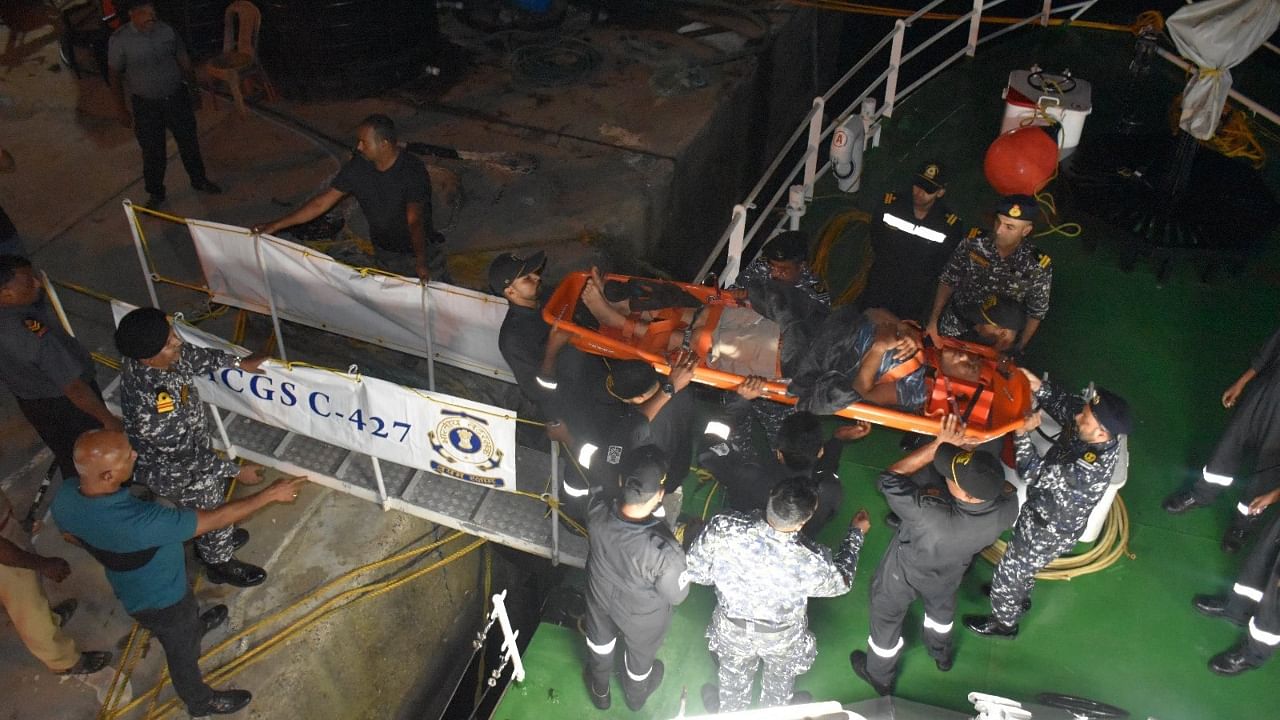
803, 97, 824, 199
1041, 0, 1052, 26
967, 0, 984, 57
884, 20, 907, 118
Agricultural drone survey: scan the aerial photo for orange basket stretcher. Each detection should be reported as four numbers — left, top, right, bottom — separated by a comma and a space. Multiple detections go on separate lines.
542, 271, 1032, 441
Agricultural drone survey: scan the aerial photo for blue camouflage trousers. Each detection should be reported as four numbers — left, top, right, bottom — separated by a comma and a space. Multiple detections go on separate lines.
142, 449, 239, 566
990, 517, 1076, 626
707, 607, 814, 712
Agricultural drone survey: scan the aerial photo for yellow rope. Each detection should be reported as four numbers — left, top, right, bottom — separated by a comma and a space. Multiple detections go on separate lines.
810, 209, 872, 307
786, 1, 1161, 35
104, 532, 482, 718
701, 481, 720, 520
1204, 106, 1267, 169
979, 494, 1133, 580
1032, 171, 1082, 240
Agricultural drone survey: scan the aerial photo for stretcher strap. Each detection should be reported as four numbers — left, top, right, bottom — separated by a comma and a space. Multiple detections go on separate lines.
876, 350, 924, 385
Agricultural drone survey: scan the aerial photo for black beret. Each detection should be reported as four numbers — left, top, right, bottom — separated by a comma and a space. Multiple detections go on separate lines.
115, 307, 171, 360
994, 194, 1038, 222
1089, 386, 1133, 437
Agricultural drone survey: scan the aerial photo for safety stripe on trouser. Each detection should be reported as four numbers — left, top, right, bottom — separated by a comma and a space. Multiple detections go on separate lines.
1235, 583, 1265, 603
867, 635, 904, 658
1249, 617, 1280, 646
1203, 467, 1233, 487
923, 614, 953, 634
1237, 502, 1252, 516
624, 653, 651, 681
536, 376, 558, 390
563, 475, 590, 498
586, 635, 617, 655
703, 421, 731, 440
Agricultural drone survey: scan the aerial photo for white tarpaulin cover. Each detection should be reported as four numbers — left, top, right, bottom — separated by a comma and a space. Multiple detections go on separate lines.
1167, 0, 1280, 140
109, 301, 519, 490
183, 218, 515, 382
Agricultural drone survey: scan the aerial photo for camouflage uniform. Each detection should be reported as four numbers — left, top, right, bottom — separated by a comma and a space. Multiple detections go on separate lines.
684, 510, 863, 711
989, 380, 1118, 626
936, 231, 1052, 339
729, 258, 829, 452
121, 344, 240, 565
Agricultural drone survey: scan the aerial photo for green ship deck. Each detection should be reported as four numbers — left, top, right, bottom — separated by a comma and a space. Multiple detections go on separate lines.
493, 17, 1280, 720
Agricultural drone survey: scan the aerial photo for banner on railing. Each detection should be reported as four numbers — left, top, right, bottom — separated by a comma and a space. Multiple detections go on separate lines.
179, 217, 514, 382
109, 301, 519, 490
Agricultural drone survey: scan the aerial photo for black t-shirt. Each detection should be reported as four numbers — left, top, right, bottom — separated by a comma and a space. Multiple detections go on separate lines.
331, 152, 431, 253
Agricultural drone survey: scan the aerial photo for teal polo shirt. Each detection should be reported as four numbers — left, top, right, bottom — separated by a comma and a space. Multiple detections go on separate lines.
52, 479, 197, 614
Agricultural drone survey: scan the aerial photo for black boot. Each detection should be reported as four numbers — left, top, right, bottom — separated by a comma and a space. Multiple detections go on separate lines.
1162, 489, 1208, 514
583, 669, 610, 710
1209, 646, 1263, 676
187, 689, 251, 717
964, 614, 1018, 639
206, 558, 266, 587
623, 659, 664, 711
849, 650, 894, 696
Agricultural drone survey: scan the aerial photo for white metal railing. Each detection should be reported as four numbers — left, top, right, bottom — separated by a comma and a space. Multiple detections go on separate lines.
694, 0, 1277, 286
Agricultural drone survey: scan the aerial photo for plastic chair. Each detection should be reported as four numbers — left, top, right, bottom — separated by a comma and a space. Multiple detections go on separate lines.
205, 0, 277, 115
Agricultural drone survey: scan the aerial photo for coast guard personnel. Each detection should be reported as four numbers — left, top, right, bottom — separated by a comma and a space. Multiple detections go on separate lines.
965, 370, 1132, 638
583, 445, 688, 711
926, 195, 1052, 354
687, 478, 869, 712
859, 160, 963, 322
1193, 488, 1280, 675
0, 255, 122, 479
1163, 324, 1280, 553
114, 308, 270, 588
850, 415, 1018, 695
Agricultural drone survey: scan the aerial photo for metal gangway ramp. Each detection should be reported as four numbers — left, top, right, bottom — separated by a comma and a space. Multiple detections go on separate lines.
103, 381, 589, 569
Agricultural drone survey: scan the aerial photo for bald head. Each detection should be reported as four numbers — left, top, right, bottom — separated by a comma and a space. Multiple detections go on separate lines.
74, 430, 137, 495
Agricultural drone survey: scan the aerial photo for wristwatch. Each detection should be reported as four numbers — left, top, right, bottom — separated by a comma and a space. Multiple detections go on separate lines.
233, 356, 243, 369
660, 381, 675, 396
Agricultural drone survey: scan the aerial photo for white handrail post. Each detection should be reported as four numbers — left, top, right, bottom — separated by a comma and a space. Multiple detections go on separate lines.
252, 235, 290, 364
803, 97, 824, 200
786, 186, 806, 231
549, 440, 560, 567
123, 201, 161, 309
720, 205, 748, 288
420, 283, 436, 392
861, 98, 880, 148
370, 455, 391, 511
1040, 0, 1052, 26
967, 0, 984, 57
884, 20, 907, 118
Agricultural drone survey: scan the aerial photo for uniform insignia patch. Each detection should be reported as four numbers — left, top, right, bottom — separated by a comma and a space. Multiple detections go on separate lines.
1083, 451, 1097, 464
156, 390, 176, 414
923, 164, 939, 179
1038, 254, 1052, 268
946, 213, 958, 226
607, 445, 623, 465
1008, 204, 1023, 218
969, 251, 990, 268
883, 192, 896, 204
966, 227, 981, 239
23, 318, 47, 337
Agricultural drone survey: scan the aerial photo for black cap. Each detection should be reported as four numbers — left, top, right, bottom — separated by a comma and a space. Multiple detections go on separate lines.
761, 231, 808, 263
1087, 385, 1133, 437
114, 307, 171, 360
607, 360, 660, 400
959, 294, 1026, 333
913, 160, 946, 193
933, 445, 1005, 501
488, 251, 546, 294
994, 194, 1037, 222
620, 444, 668, 505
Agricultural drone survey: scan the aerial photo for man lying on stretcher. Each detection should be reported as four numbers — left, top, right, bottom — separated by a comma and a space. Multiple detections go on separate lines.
579, 268, 993, 416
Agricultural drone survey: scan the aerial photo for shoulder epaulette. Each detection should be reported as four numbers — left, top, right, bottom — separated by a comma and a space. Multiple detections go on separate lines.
883, 192, 896, 204
1038, 252, 1052, 269
966, 227, 981, 239
945, 213, 958, 226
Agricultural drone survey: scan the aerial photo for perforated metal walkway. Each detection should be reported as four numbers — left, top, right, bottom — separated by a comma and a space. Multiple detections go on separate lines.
103, 380, 589, 568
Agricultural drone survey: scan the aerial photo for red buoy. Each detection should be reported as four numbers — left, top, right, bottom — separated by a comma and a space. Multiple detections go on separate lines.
984, 127, 1058, 195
